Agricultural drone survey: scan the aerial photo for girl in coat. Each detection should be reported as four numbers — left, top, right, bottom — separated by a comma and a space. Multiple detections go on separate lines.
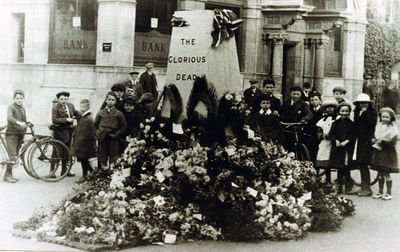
351, 93, 377, 196
95, 92, 127, 169
315, 98, 338, 183
328, 102, 355, 194
71, 99, 97, 183
371, 107, 399, 200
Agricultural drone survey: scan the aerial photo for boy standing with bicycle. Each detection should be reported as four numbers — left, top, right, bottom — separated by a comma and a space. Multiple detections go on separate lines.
4, 90, 27, 183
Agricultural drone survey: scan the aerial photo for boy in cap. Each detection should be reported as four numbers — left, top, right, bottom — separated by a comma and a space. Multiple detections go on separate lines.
243, 79, 262, 109
51, 91, 80, 177
139, 62, 158, 99
3, 90, 27, 183
280, 86, 313, 152
333, 86, 347, 104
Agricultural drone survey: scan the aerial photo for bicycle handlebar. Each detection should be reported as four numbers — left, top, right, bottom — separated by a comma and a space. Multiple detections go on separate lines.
280, 122, 304, 128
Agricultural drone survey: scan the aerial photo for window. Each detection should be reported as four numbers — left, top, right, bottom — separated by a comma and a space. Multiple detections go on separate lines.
135, 0, 177, 35
14, 13, 25, 63
49, 0, 97, 64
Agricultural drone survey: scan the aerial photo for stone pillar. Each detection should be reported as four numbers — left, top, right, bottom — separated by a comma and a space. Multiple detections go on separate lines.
303, 39, 313, 85
271, 37, 285, 94
178, 0, 206, 10
313, 38, 328, 94
241, 0, 264, 87
96, 0, 137, 67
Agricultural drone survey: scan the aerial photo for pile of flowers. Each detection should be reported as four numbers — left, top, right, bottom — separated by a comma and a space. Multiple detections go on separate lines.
13, 100, 356, 249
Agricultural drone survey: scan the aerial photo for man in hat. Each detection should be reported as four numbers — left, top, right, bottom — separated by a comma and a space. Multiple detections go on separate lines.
243, 79, 262, 109
139, 63, 158, 100
51, 91, 81, 177
123, 71, 141, 97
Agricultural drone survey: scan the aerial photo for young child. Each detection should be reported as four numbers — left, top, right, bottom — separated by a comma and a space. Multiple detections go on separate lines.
4, 90, 27, 183
371, 107, 399, 200
315, 98, 338, 183
352, 93, 377, 196
95, 92, 127, 168
121, 96, 141, 152
71, 99, 97, 183
329, 102, 355, 194
333, 86, 347, 104
255, 94, 281, 143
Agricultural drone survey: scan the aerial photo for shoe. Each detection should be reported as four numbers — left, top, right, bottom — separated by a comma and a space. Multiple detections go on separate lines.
66, 172, 75, 177
346, 187, 361, 195
382, 194, 392, 200
358, 190, 373, 197
3, 176, 17, 183
45, 174, 57, 179
76, 176, 86, 184
372, 193, 383, 199
10, 176, 19, 182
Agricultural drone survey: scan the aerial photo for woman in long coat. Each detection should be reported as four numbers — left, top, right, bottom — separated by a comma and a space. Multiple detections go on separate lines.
352, 94, 377, 196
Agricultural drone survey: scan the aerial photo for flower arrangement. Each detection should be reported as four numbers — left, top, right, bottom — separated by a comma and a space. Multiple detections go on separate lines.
13, 87, 355, 250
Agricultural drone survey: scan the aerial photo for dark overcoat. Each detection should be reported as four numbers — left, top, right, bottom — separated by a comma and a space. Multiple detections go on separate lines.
353, 108, 377, 164
328, 117, 355, 169
243, 87, 262, 109
71, 111, 97, 159
139, 71, 158, 99
280, 99, 313, 123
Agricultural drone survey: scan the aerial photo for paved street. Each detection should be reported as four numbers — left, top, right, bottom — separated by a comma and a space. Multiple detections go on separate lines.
1, 161, 400, 252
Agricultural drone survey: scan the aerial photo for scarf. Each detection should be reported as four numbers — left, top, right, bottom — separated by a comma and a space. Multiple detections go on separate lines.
374, 121, 399, 142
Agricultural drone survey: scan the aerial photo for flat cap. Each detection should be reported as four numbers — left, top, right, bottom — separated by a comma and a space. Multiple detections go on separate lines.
145, 62, 154, 69
332, 86, 347, 94
130, 71, 139, 75
111, 83, 125, 92
249, 79, 258, 84
56, 91, 70, 98
14, 89, 25, 98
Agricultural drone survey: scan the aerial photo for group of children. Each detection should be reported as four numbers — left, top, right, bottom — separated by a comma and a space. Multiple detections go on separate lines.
246, 80, 399, 200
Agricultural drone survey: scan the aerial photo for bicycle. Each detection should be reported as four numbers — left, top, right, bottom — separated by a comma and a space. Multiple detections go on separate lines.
0, 122, 72, 182
280, 122, 311, 161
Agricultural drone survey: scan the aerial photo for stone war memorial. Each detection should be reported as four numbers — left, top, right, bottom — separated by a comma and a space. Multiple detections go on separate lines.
166, 10, 242, 107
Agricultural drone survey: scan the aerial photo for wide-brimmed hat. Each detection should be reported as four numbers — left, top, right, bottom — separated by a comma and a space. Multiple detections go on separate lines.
337, 102, 352, 112
321, 98, 338, 110
353, 93, 372, 104
332, 86, 347, 94
56, 91, 70, 98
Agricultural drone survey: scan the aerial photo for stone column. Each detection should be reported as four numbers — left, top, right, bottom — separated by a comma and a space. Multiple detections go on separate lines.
313, 38, 328, 94
303, 39, 313, 85
271, 37, 285, 94
241, 0, 264, 87
178, 0, 206, 10
96, 0, 137, 67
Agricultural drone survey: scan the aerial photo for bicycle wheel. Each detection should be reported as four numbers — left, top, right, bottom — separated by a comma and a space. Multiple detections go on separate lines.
29, 139, 71, 182
296, 144, 311, 161
351, 166, 378, 186
21, 139, 40, 179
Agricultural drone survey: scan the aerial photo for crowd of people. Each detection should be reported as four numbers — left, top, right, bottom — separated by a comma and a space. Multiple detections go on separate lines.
244, 79, 399, 200
2, 66, 399, 201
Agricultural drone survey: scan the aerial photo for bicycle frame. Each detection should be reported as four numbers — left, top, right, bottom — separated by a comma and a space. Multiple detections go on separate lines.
0, 125, 51, 164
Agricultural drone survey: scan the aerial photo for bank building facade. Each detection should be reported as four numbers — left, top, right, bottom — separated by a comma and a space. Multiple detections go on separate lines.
0, 0, 366, 130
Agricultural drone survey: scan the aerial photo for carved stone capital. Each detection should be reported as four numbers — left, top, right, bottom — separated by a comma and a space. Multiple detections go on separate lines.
314, 38, 329, 49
